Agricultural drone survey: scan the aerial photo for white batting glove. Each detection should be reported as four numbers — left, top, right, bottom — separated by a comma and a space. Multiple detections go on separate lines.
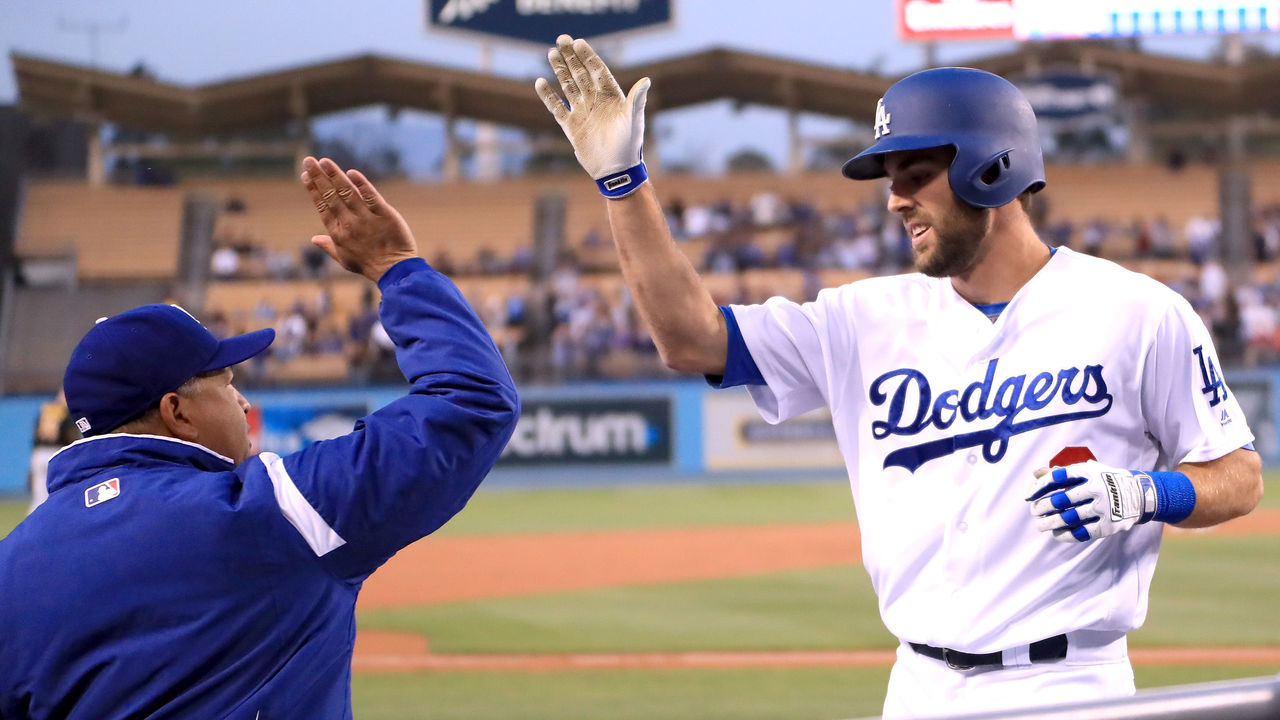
534, 34, 651, 198
1026, 461, 1159, 543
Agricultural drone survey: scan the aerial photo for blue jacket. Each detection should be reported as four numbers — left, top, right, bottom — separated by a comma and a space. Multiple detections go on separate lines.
0, 259, 519, 719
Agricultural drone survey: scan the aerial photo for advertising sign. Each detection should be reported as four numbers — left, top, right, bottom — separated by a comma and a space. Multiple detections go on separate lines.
500, 397, 672, 465
250, 403, 368, 456
898, 0, 1280, 42
1014, 1, 1280, 39
703, 391, 844, 471
1016, 71, 1119, 120
896, 0, 1016, 41
427, 0, 673, 46
1229, 376, 1278, 462
1013, 70, 1125, 158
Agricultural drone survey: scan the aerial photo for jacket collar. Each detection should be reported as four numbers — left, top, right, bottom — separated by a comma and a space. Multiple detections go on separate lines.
47, 433, 237, 493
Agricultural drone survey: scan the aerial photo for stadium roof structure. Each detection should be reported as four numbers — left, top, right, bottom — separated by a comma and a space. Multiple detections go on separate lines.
12, 40, 1280, 175
15, 41, 1280, 133
971, 40, 1280, 115
12, 52, 544, 135
10, 48, 895, 136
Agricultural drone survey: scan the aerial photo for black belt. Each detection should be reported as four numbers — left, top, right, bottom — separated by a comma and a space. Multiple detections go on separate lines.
909, 634, 1068, 670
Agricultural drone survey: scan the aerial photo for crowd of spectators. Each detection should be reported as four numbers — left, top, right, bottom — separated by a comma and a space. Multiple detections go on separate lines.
202, 281, 407, 386
206, 189, 1280, 386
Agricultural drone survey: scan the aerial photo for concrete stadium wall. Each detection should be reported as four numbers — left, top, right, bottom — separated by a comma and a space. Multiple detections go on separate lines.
2, 371, 1278, 495
3, 283, 171, 392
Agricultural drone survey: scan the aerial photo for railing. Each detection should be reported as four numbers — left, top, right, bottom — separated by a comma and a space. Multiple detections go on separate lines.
850, 673, 1280, 720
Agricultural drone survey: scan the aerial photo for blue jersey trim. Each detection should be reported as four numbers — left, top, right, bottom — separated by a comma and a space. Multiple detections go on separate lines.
970, 247, 1053, 319
972, 301, 1009, 316
706, 306, 766, 388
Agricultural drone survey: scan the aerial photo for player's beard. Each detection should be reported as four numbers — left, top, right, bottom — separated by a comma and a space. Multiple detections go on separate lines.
913, 201, 992, 278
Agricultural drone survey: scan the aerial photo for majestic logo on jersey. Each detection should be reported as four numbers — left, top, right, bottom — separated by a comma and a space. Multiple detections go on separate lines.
873, 98, 892, 140
1192, 345, 1228, 407
869, 358, 1113, 473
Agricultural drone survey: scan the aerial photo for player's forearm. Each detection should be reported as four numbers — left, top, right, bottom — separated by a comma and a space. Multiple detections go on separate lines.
533, 37, 726, 375
1173, 447, 1263, 528
606, 184, 728, 375
1031, 446, 1264, 542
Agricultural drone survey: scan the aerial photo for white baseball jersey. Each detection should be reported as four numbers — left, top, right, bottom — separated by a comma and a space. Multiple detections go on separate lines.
729, 246, 1252, 652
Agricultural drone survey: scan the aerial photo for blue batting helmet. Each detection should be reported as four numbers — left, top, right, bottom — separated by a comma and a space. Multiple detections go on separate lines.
842, 67, 1045, 209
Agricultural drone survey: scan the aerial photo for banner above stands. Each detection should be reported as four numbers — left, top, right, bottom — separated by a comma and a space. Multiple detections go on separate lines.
426, 0, 673, 47
897, 0, 1280, 42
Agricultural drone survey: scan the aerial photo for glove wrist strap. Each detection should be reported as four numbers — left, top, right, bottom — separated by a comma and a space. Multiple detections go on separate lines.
596, 162, 647, 199
1132, 470, 1196, 525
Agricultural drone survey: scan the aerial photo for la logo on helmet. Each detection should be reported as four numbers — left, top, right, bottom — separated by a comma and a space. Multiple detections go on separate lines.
873, 98, 892, 140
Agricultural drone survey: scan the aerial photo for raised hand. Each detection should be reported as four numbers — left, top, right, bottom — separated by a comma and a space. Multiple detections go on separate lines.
534, 34, 651, 198
300, 157, 418, 282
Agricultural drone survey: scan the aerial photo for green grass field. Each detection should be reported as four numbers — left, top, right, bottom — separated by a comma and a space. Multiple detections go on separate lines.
0, 497, 25, 535
2, 473, 1277, 719
347, 664, 1280, 720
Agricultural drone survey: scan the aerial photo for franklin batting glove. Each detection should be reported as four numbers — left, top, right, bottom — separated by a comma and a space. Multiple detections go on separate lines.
1026, 460, 1196, 543
535, 34, 650, 199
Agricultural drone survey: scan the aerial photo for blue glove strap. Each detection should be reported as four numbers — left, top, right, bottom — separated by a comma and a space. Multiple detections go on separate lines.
596, 162, 648, 199
1133, 470, 1196, 525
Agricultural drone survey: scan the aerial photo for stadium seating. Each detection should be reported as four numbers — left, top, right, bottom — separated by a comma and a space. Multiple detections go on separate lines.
17, 180, 185, 279
16, 160, 1280, 386
22, 161, 1280, 282
17, 170, 886, 278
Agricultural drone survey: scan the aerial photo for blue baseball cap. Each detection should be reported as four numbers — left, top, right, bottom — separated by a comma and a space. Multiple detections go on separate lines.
63, 304, 275, 437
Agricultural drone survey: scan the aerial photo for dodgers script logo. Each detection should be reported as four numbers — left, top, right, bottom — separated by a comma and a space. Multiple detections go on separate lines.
869, 358, 1113, 473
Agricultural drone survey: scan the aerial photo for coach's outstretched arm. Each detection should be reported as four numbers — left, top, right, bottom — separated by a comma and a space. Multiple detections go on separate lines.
271, 157, 520, 582
535, 34, 728, 376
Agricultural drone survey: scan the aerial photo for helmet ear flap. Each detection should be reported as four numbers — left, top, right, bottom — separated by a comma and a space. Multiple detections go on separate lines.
952, 149, 1018, 207
979, 154, 1011, 187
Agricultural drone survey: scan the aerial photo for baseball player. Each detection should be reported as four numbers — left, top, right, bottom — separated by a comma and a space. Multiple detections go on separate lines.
27, 387, 78, 514
535, 36, 1263, 718
0, 157, 520, 719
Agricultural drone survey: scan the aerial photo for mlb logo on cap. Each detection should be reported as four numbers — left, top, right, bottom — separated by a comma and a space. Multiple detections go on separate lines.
85, 478, 121, 508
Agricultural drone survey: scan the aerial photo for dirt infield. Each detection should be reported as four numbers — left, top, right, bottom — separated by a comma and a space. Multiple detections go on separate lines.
351, 642, 1280, 673
1165, 507, 1280, 536
358, 523, 862, 609
360, 509, 1280, 610
353, 508, 1280, 672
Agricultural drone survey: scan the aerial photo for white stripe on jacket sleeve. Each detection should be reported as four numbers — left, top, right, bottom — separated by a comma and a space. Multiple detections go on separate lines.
259, 451, 347, 556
